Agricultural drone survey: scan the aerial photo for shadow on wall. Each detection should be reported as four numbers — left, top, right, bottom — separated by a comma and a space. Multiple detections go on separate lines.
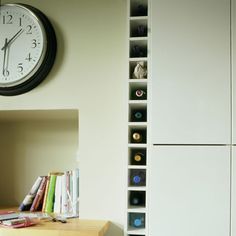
105, 222, 123, 236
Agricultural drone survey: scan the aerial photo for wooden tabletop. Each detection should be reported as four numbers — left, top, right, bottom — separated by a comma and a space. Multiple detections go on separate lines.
0, 217, 110, 236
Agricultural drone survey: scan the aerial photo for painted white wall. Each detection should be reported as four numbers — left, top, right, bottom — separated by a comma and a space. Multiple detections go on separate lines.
0, 0, 127, 235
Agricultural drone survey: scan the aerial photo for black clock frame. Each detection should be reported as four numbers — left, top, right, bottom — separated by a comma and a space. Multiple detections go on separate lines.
0, 4, 57, 96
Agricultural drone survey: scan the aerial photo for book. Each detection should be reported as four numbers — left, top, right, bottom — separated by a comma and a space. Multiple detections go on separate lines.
0, 212, 19, 221
60, 169, 79, 217
30, 176, 47, 212
61, 173, 68, 214
1, 217, 39, 228
42, 175, 50, 212
18, 170, 79, 215
44, 172, 64, 213
19, 176, 43, 211
44, 174, 57, 213
72, 168, 79, 215
53, 175, 62, 213
67, 171, 73, 213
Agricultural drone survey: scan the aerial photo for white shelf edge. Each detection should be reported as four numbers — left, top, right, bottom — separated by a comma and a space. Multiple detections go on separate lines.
128, 100, 147, 104
128, 165, 147, 169
128, 186, 147, 191
128, 122, 147, 126
127, 227, 146, 235
127, 207, 147, 213
129, 36, 148, 41
129, 79, 148, 83
128, 143, 147, 148
129, 57, 147, 61
129, 16, 148, 20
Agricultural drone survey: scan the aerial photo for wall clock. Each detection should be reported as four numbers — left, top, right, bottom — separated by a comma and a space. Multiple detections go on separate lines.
0, 3, 57, 96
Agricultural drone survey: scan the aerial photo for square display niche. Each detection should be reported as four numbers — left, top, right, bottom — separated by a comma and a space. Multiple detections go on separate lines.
0, 109, 78, 207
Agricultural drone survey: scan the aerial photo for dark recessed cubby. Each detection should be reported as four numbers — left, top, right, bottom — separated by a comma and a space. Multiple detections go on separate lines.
129, 127, 147, 144
130, 40, 147, 58
129, 190, 146, 207
129, 61, 147, 79
129, 83, 147, 100
130, 19, 148, 37
129, 147, 146, 165
130, 0, 148, 17
129, 169, 146, 187
128, 212, 146, 228
129, 104, 147, 122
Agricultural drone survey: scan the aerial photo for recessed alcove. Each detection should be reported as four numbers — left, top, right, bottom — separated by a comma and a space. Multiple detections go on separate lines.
0, 109, 78, 207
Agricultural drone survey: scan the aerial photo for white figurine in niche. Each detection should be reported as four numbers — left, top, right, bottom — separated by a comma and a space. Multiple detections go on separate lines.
132, 61, 147, 79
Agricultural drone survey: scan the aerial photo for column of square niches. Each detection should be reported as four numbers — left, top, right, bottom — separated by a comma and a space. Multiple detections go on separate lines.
127, 0, 148, 235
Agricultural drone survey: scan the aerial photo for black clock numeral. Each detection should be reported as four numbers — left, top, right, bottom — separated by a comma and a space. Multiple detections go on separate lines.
25, 53, 32, 62
19, 17, 22, 27
32, 39, 37, 48
3, 69, 10, 77
26, 25, 32, 34
3, 15, 13, 24
17, 63, 24, 73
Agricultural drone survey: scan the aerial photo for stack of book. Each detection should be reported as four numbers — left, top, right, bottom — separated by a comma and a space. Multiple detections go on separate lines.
18, 169, 79, 217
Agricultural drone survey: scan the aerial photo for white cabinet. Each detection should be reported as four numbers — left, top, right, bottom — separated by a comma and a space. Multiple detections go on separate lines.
232, 146, 236, 236
233, 0, 236, 144
149, 146, 230, 236
151, 0, 231, 144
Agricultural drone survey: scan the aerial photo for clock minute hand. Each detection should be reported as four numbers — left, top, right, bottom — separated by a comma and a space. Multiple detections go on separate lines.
1, 29, 24, 51
2, 38, 8, 76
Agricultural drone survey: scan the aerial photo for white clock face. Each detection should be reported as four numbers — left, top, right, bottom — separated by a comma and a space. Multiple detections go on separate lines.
0, 4, 46, 87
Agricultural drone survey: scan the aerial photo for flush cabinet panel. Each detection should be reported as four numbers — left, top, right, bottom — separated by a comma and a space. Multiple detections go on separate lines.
151, 0, 230, 144
232, 146, 236, 236
233, 0, 236, 144
149, 146, 230, 236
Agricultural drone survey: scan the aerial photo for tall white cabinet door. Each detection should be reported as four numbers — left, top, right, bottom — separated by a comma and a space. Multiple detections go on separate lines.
151, 0, 230, 144
232, 146, 236, 236
149, 146, 230, 236
233, 0, 236, 144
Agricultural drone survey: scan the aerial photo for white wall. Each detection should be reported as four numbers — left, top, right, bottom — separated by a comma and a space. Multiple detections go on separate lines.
0, 0, 127, 235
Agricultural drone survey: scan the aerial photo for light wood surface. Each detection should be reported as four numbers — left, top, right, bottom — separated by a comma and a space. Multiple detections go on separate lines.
0, 218, 110, 236
0, 208, 109, 236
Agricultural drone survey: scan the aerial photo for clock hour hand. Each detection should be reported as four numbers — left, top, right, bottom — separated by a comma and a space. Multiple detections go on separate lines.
1, 29, 24, 51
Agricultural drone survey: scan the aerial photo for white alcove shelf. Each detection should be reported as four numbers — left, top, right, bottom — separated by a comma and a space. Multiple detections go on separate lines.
0, 109, 79, 207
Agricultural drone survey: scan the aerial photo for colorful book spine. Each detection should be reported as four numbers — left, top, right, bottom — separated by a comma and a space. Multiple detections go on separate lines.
45, 174, 57, 213
61, 173, 68, 214
19, 176, 43, 211
53, 175, 62, 213
42, 175, 51, 212
72, 168, 79, 215
67, 171, 73, 213
30, 176, 47, 211
19, 169, 79, 214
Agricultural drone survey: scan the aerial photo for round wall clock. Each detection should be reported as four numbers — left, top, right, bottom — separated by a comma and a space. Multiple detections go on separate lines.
0, 4, 57, 96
